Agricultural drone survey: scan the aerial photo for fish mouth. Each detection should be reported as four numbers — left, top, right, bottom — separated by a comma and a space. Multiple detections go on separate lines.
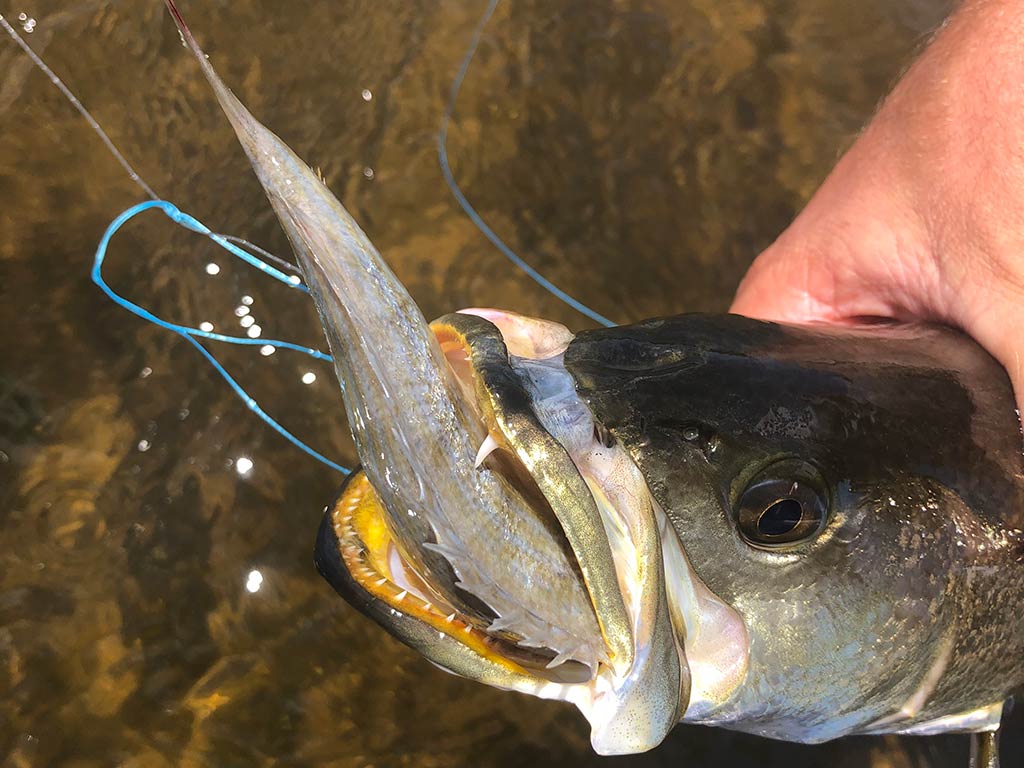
316, 309, 692, 754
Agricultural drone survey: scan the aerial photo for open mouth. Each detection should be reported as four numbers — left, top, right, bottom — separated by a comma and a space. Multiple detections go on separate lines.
315, 310, 704, 754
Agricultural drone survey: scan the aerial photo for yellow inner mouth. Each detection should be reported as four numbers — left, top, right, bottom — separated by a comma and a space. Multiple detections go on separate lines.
331, 317, 606, 686
333, 471, 539, 676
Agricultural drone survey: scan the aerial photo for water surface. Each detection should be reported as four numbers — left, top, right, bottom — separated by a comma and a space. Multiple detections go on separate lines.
4, 1, 1021, 765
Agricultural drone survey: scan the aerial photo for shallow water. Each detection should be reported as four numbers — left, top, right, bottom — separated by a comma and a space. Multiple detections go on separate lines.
3, 0, 1022, 765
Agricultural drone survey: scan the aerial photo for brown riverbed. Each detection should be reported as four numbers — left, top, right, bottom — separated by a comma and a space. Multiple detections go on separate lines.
3, 0, 1021, 765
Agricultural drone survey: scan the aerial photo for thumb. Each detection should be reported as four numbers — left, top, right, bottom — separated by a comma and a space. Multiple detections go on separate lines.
729, 244, 828, 324
730, 226, 908, 326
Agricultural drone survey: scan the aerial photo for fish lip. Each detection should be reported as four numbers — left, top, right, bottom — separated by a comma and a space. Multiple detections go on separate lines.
433, 311, 637, 670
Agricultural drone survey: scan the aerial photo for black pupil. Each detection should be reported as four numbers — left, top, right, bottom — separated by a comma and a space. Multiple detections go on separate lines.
757, 499, 804, 536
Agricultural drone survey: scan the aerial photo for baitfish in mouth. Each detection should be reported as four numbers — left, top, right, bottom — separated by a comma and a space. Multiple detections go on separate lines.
162, 0, 726, 753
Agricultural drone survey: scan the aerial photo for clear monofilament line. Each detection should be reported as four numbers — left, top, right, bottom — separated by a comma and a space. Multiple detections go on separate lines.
9, 3, 614, 475
0, 13, 159, 201
2, 12, 304, 276
438, 0, 617, 329
219, 234, 301, 274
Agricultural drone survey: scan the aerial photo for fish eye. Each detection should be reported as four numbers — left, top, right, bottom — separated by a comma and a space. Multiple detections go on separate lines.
735, 459, 829, 549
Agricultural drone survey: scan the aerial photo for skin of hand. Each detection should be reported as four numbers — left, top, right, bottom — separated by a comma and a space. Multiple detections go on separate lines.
731, 0, 1024, 419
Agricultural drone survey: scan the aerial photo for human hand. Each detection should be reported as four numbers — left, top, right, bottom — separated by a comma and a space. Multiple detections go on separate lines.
731, 0, 1024, 419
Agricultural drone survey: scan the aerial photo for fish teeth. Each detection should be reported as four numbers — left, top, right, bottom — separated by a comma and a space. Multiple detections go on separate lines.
423, 541, 462, 563
488, 610, 525, 633
545, 646, 581, 669
435, 546, 605, 672
474, 433, 500, 468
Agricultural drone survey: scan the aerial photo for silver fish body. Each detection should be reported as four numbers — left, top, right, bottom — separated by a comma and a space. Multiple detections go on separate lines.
161, 2, 613, 672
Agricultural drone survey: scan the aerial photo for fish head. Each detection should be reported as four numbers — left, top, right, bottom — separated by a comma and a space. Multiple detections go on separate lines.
316, 306, 1017, 751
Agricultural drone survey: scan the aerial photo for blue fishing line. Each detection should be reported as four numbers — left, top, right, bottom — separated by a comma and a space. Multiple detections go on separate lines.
15, 0, 612, 478
439, 0, 617, 328
92, 199, 349, 475
5, 12, 347, 474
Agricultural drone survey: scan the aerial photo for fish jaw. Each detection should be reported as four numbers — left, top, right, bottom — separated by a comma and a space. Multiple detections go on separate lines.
446, 310, 690, 753
315, 461, 686, 755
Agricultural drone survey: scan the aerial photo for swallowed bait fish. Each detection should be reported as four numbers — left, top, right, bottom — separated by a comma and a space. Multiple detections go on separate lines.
164, 2, 1024, 761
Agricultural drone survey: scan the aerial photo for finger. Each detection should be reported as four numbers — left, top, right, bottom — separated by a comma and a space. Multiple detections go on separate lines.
730, 243, 836, 324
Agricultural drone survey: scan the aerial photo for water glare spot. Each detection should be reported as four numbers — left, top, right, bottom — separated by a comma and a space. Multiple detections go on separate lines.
288, 275, 301, 285
246, 324, 262, 338
301, 371, 316, 384
205, 262, 221, 275
235, 456, 254, 476
199, 321, 214, 333
259, 345, 276, 357
361, 88, 373, 101
362, 166, 375, 179
245, 569, 264, 593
